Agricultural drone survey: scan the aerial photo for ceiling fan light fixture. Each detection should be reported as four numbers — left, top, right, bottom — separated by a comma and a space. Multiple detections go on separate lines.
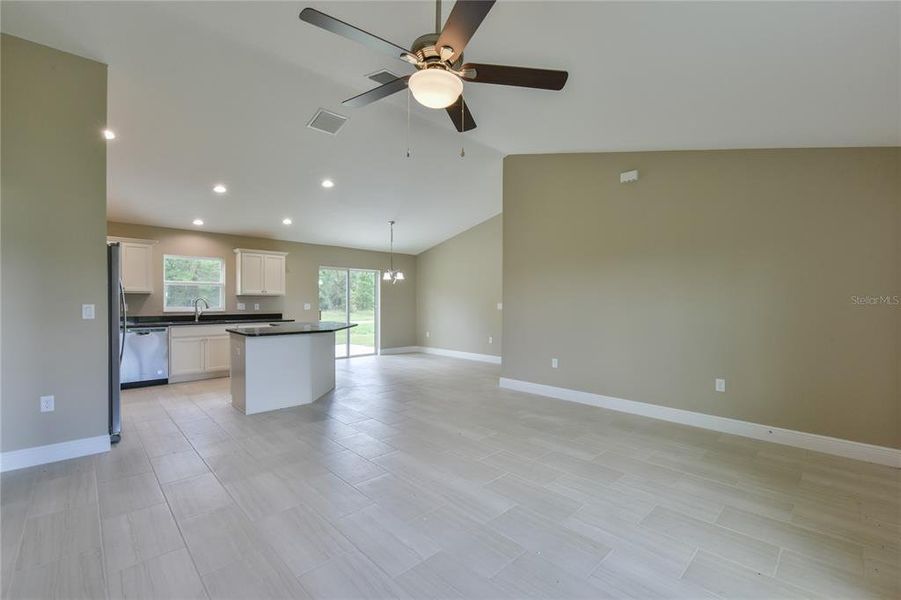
408, 69, 463, 109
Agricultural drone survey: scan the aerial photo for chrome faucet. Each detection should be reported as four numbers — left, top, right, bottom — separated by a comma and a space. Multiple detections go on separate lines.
193, 297, 210, 322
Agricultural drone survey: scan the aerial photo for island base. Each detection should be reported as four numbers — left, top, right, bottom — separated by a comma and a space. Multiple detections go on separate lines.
230, 331, 335, 415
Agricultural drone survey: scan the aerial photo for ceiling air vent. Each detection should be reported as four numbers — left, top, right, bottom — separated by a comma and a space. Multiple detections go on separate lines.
367, 69, 401, 85
307, 109, 348, 135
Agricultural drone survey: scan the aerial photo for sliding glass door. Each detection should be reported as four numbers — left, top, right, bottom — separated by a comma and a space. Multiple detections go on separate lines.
318, 268, 349, 357
318, 267, 378, 358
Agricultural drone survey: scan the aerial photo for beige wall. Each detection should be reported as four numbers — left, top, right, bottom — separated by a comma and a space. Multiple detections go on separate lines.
106, 222, 417, 349
416, 215, 503, 356
1, 35, 109, 453
503, 148, 900, 448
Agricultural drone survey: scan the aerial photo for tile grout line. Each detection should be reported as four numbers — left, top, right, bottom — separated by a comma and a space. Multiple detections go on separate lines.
93, 463, 114, 600
161, 496, 214, 600
3, 481, 35, 597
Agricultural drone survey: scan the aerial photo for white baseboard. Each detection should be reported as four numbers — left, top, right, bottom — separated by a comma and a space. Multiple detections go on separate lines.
0, 435, 111, 473
380, 346, 502, 364
380, 346, 421, 355
420, 346, 502, 364
499, 378, 900, 468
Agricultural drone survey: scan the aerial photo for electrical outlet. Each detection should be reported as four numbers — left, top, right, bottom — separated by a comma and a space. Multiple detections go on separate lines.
715, 378, 726, 392
237, 302, 246, 311
488, 336, 493, 344
425, 331, 430, 338
620, 169, 639, 184
304, 303, 311, 311
40, 395, 54, 412
82, 304, 95, 320
551, 358, 559, 369
254, 303, 260, 311
497, 302, 503, 311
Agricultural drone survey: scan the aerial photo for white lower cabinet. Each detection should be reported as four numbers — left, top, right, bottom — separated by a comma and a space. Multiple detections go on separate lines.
204, 336, 231, 372
170, 337, 206, 377
169, 324, 271, 383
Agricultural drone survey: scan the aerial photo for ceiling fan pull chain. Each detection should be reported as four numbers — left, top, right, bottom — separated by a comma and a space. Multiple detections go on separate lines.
406, 88, 412, 158
460, 95, 466, 158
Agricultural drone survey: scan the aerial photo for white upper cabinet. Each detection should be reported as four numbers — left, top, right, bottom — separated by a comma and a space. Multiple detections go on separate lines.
238, 252, 265, 295
109, 237, 157, 293
234, 249, 287, 296
262, 254, 286, 296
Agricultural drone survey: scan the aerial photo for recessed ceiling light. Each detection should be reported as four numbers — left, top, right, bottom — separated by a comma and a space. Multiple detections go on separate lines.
192, 218, 204, 226
102, 129, 116, 140
321, 179, 334, 189
282, 218, 293, 225
212, 184, 227, 194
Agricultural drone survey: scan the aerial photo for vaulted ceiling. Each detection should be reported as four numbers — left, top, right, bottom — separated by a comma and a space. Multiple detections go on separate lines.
3, 1, 898, 253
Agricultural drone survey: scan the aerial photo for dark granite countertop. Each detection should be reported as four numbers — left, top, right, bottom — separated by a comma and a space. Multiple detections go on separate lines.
126, 313, 293, 327
227, 321, 357, 337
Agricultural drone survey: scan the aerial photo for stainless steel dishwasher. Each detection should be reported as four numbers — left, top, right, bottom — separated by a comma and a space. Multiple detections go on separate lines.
121, 327, 169, 388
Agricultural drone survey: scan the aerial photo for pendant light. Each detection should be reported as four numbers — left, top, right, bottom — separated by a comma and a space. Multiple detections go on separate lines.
383, 220, 405, 284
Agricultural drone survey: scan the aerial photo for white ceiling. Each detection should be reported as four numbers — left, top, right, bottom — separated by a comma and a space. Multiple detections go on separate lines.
3, 1, 898, 253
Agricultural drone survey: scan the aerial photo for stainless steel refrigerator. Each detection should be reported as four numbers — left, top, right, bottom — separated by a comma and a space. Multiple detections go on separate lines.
107, 242, 125, 443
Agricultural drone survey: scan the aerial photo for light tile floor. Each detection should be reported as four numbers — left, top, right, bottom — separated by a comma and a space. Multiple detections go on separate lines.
1, 354, 898, 599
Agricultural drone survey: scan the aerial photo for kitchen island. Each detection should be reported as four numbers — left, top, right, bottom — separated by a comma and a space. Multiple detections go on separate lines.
226, 321, 356, 415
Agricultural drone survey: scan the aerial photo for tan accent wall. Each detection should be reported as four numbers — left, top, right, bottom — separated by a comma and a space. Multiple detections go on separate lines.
106, 222, 417, 350
1, 35, 109, 452
502, 148, 900, 448
416, 215, 503, 356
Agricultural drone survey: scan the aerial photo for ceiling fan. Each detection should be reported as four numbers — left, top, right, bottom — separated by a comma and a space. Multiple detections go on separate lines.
299, 0, 568, 132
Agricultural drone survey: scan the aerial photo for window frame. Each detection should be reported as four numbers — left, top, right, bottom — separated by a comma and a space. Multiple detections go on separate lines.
162, 254, 227, 313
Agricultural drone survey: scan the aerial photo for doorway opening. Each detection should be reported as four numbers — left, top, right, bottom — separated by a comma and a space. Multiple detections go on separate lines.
318, 267, 379, 358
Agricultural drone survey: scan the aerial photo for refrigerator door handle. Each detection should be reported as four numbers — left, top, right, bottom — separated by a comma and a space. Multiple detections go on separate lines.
119, 279, 127, 365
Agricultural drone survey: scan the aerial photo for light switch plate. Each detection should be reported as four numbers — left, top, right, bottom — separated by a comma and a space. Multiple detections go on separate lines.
488, 336, 493, 344
715, 378, 726, 392
551, 358, 559, 369
40, 395, 55, 412
304, 303, 311, 310
237, 302, 246, 311
497, 302, 503, 311
82, 304, 95, 320
254, 303, 260, 311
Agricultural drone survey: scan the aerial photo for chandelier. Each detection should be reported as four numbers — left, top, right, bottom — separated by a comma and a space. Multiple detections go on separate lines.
383, 220, 405, 284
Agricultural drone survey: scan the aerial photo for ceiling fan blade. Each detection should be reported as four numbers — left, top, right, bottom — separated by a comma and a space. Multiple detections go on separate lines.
462, 63, 568, 90
436, 0, 496, 62
342, 76, 411, 108
446, 95, 476, 132
299, 8, 412, 62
